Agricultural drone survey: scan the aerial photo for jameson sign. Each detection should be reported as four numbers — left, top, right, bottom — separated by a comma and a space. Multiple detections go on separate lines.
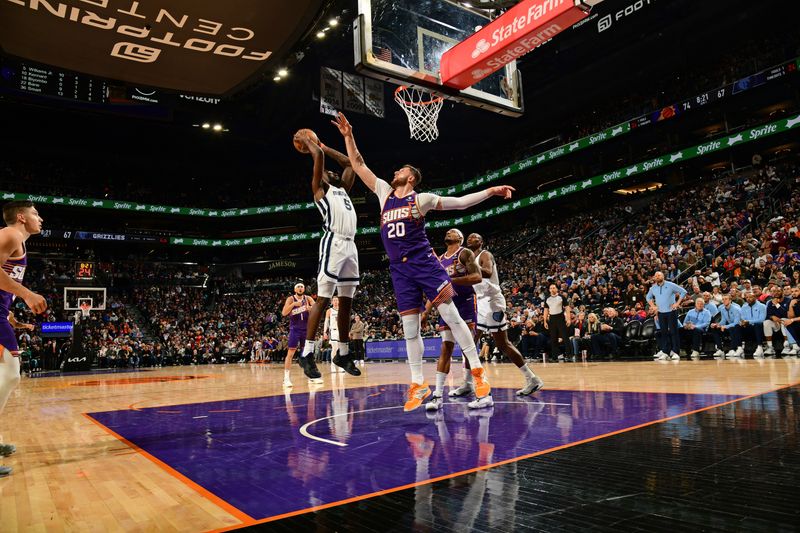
165, 114, 799, 247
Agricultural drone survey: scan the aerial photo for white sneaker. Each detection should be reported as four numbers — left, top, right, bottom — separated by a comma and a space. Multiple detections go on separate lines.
725, 350, 737, 358
712, 349, 725, 357
735, 346, 745, 357
656, 352, 669, 361
690, 350, 700, 358
764, 345, 775, 356
781, 344, 793, 355
308, 377, 324, 384
282, 379, 293, 388
670, 352, 680, 360
467, 395, 494, 410
792, 344, 800, 355
516, 375, 544, 396
753, 345, 764, 358
449, 382, 474, 397
653, 351, 667, 359
425, 395, 443, 411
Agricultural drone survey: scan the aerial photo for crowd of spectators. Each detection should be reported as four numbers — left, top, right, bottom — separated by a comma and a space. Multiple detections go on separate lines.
10, 159, 800, 370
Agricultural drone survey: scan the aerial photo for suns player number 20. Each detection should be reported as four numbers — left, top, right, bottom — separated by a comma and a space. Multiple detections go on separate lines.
387, 222, 405, 239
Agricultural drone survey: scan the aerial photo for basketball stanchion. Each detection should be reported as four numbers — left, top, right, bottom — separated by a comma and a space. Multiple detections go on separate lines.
394, 86, 444, 142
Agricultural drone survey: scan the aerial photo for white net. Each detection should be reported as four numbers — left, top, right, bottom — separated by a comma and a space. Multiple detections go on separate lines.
394, 86, 444, 142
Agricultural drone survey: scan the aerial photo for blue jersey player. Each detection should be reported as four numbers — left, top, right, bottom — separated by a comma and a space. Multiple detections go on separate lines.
332, 112, 516, 412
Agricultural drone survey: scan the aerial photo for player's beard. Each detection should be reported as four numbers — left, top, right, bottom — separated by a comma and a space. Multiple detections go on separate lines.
444, 237, 459, 246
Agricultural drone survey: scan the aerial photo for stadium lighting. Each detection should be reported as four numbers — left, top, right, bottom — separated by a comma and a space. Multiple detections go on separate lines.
317, 31, 326, 39
273, 76, 281, 81
212, 124, 223, 132
278, 68, 288, 77
328, 18, 338, 27
202, 123, 210, 129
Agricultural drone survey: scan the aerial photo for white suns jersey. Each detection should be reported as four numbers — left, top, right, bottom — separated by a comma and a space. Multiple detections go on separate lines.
316, 184, 357, 238
474, 250, 503, 301
327, 307, 340, 340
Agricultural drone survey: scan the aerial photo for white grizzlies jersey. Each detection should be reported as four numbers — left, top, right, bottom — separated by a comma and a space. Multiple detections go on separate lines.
317, 184, 357, 238
474, 250, 503, 301
327, 307, 340, 340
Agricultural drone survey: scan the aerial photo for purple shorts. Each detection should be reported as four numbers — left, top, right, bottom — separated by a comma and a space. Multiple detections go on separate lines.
390, 253, 455, 315
288, 328, 306, 350
438, 294, 477, 331
0, 319, 19, 355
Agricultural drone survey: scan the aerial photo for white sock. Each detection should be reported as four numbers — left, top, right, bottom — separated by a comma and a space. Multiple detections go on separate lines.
0, 352, 21, 414
301, 340, 315, 357
518, 364, 535, 379
435, 371, 447, 396
338, 342, 349, 356
464, 366, 473, 383
401, 314, 425, 384
437, 301, 483, 370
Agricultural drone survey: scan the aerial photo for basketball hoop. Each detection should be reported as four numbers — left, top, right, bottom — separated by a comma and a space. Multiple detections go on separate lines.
79, 302, 91, 319
394, 86, 444, 142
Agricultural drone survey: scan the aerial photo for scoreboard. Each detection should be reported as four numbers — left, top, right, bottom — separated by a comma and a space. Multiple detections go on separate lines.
8, 63, 108, 103
75, 261, 95, 280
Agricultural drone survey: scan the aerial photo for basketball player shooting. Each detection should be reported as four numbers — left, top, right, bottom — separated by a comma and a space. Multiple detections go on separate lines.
0, 201, 47, 477
332, 112, 515, 412
293, 131, 362, 379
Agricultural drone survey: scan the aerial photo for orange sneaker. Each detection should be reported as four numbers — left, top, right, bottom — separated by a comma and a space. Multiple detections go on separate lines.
404, 382, 431, 412
471, 368, 491, 398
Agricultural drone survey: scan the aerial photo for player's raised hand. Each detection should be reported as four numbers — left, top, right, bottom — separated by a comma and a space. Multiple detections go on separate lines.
331, 112, 352, 137
24, 291, 47, 315
488, 185, 516, 199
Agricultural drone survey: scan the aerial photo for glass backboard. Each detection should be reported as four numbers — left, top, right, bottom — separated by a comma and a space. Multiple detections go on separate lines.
354, 0, 524, 116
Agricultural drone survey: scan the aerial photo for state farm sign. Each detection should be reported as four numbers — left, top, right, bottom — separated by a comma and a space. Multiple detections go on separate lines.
440, 0, 602, 90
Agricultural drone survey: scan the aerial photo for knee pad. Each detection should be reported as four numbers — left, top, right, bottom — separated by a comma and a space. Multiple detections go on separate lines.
402, 314, 421, 340
441, 329, 455, 344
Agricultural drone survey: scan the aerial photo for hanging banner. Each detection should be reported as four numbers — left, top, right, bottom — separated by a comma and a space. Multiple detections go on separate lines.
364, 78, 385, 118
343, 72, 366, 114
320, 67, 343, 116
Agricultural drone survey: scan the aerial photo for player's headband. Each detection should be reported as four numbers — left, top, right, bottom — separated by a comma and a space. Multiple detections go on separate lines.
449, 228, 464, 244
294, 283, 304, 290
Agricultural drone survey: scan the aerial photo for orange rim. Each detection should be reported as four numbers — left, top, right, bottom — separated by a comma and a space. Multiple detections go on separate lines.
394, 85, 444, 106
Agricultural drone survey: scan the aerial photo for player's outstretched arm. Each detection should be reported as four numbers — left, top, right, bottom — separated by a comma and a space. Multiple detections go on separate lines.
0, 229, 46, 314
331, 112, 379, 193
320, 144, 356, 192
297, 133, 327, 202
435, 186, 516, 211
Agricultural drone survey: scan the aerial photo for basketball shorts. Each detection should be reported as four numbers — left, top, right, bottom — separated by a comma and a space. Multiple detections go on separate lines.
438, 294, 477, 331
390, 252, 455, 315
0, 319, 19, 356
317, 233, 360, 298
477, 294, 508, 332
288, 328, 306, 350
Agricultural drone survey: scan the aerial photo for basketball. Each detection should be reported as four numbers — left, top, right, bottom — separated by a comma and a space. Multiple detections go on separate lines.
293, 128, 320, 153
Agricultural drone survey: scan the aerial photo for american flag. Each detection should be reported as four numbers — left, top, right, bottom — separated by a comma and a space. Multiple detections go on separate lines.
375, 47, 392, 62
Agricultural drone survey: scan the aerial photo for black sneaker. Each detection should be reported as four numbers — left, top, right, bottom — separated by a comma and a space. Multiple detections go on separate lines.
297, 355, 321, 379
333, 354, 361, 376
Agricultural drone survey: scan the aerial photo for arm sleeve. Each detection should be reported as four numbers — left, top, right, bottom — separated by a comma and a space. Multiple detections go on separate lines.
416, 192, 442, 216
374, 179, 393, 211
435, 190, 491, 212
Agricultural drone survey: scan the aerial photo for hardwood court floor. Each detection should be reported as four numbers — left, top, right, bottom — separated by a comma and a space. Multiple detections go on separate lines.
1, 358, 798, 532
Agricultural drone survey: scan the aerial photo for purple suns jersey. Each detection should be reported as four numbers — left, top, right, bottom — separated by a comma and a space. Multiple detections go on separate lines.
439, 247, 475, 300
288, 295, 309, 331
0, 248, 26, 317
380, 191, 433, 263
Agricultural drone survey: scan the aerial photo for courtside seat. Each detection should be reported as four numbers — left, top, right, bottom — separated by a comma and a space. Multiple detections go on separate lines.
629, 318, 657, 357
